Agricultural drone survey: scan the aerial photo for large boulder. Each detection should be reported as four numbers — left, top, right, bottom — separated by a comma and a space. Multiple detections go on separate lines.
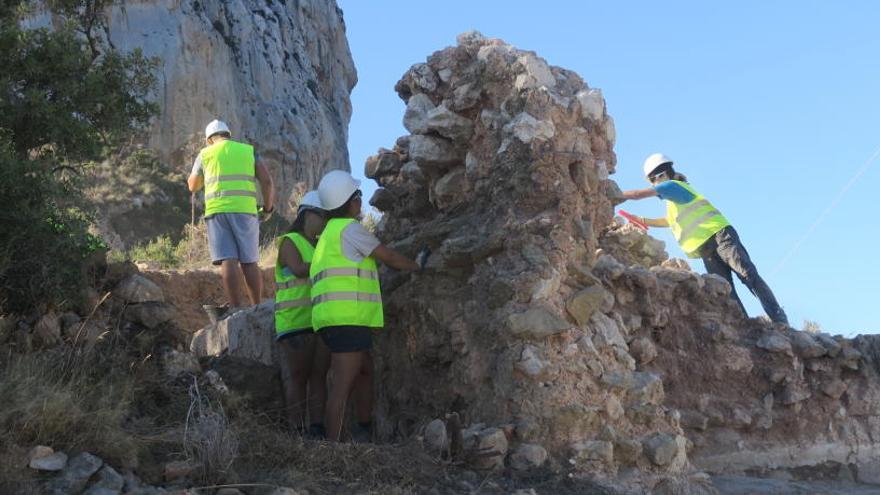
115, 274, 164, 304
190, 301, 277, 366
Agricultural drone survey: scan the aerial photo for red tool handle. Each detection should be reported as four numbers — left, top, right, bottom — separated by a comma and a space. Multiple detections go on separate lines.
618, 210, 648, 231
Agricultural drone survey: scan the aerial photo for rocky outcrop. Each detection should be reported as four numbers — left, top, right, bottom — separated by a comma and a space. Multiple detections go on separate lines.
31, 0, 357, 246
190, 301, 276, 366
365, 31, 684, 484
190, 302, 281, 411
364, 31, 880, 490
107, 0, 357, 209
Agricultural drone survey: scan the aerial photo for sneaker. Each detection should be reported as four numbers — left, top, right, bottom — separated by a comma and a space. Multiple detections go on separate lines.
770, 307, 789, 326
351, 423, 372, 443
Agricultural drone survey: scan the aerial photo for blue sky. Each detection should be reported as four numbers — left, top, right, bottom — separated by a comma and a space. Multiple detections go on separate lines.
337, 1, 880, 337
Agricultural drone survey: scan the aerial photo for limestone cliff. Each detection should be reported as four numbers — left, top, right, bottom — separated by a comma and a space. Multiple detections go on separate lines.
83, 0, 356, 245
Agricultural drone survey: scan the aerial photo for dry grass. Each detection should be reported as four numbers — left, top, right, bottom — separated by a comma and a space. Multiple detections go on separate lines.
0, 298, 194, 493
184, 377, 239, 484
175, 221, 213, 269
0, 350, 140, 458
228, 412, 447, 494
112, 219, 283, 271
259, 239, 279, 269
0, 347, 143, 492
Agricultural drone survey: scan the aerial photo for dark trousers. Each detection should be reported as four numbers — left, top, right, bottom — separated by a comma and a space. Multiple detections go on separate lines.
698, 226, 788, 324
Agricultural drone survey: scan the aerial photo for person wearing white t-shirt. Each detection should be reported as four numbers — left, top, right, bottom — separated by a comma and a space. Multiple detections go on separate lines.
311, 170, 429, 442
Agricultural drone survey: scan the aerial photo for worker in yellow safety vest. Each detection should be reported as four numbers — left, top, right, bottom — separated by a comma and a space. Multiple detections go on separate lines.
311, 170, 429, 442
620, 153, 788, 324
188, 120, 275, 319
275, 190, 329, 438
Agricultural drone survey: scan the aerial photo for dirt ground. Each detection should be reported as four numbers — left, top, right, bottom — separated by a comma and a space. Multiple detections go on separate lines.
143, 267, 275, 335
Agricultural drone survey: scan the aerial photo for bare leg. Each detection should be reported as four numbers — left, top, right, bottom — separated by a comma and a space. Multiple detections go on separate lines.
353, 352, 373, 424
278, 337, 312, 430
240, 261, 263, 305
220, 259, 244, 307
308, 337, 331, 428
324, 350, 366, 442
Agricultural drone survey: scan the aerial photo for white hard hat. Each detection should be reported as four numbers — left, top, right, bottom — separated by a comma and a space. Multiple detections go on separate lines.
318, 170, 361, 211
643, 153, 673, 178
205, 119, 231, 141
298, 190, 324, 212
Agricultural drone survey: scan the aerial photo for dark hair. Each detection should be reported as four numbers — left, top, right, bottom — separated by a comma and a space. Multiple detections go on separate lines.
651, 163, 688, 183
288, 209, 308, 234
326, 190, 361, 219
650, 163, 674, 179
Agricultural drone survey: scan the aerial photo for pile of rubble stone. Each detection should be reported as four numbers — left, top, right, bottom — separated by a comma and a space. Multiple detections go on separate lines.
354, 30, 880, 490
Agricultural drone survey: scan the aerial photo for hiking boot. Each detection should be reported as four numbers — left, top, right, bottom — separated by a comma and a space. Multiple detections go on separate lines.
202, 304, 229, 324
351, 422, 372, 443
203, 304, 246, 324
307, 423, 326, 440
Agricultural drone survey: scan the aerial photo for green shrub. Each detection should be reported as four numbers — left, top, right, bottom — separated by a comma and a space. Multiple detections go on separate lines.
0, 1, 158, 313
119, 221, 213, 269
127, 235, 180, 268
0, 143, 107, 312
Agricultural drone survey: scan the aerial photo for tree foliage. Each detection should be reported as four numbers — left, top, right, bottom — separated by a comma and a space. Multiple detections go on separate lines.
0, 0, 158, 313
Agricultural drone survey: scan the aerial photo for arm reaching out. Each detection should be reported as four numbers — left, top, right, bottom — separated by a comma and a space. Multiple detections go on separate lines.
621, 187, 658, 201
371, 244, 420, 272
642, 217, 669, 228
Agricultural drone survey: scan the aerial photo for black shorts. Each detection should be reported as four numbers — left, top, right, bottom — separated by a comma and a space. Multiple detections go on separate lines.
319, 326, 373, 353
276, 329, 312, 350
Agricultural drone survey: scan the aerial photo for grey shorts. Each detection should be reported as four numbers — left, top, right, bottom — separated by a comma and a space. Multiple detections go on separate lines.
206, 213, 259, 265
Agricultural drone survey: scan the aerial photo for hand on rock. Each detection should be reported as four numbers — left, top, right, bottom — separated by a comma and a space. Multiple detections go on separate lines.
618, 210, 648, 231
415, 247, 432, 270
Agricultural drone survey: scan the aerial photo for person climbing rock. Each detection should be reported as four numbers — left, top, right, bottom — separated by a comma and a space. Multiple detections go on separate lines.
310, 170, 429, 442
620, 153, 788, 324
275, 190, 330, 438
187, 119, 275, 319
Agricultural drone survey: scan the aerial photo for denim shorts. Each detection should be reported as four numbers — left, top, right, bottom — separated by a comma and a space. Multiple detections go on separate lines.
319, 326, 373, 353
206, 213, 259, 265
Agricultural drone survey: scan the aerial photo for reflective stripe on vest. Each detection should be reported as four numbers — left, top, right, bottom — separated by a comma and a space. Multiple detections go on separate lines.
311, 267, 380, 284
312, 292, 383, 304
275, 297, 312, 309
309, 218, 384, 331
665, 180, 731, 258
274, 232, 315, 335
200, 140, 258, 216
276, 278, 308, 290
204, 174, 256, 186
205, 190, 258, 200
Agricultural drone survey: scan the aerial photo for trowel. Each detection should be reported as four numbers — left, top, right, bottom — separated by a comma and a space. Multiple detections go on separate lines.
618, 210, 648, 231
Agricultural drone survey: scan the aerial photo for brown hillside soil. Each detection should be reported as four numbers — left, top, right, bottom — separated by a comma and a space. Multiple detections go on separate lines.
143, 267, 275, 334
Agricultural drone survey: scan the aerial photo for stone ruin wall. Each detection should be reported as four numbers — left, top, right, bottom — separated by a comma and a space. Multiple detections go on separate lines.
362, 31, 880, 485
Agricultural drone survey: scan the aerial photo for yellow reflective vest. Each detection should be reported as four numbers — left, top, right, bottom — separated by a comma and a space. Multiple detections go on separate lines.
664, 181, 731, 258
309, 218, 383, 331
200, 140, 257, 216
274, 232, 314, 336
